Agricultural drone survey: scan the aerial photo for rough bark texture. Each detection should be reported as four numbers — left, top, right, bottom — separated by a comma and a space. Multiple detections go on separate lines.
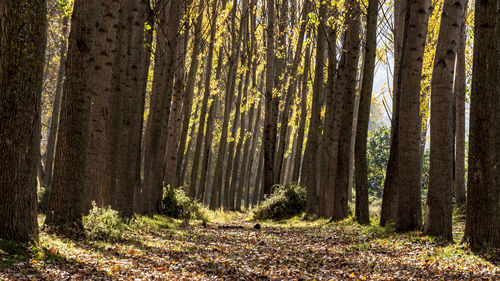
396, 0, 430, 232
0, 0, 46, 242
380, 0, 406, 226
263, 0, 277, 197
454, 0, 468, 207
83, 0, 121, 214
46, 0, 101, 227
303, 1, 327, 216
355, 0, 378, 225
114, 0, 147, 218
144, 0, 182, 214
464, 0, 500, 248
424, 0, 465, 240
331, 0, 361, 221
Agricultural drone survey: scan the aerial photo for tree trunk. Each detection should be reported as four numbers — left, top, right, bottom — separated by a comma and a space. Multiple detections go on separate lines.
45, 0, 101, 227
199, 98, 218, 202
454, 0, 468, 207
177, 0, 205, 189
380, 0, 406, 226
83, 0, 121, 214
263, 0, 277, 197
424, 0, 465, 240
0, 0, 45, 242
210, 0, 243, 210
292, 43, 312, 183
143, 0, 182, 214
396, 0, 430, 232
43, 15, 69, 190
275, 0, 311, 187
354, 0, 378, 225
464, 0, 500, 248
243, 100, 261, 210
114, 0, 147, 218
331, 0, 362, 221
303, 1, 328, 216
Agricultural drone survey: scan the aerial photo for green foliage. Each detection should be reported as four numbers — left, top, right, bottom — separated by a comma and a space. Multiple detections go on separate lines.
366, 125, 390, 197
83, 202, 125, 241
252, 184, 306, 221
162, 187, 207, 221
421, 148, 430, 197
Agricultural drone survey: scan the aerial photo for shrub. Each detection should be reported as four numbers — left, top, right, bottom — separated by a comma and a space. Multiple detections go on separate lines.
37, 186, 49, 214
252, 184, 306, 221
83, 202, 125, 241
162, 186, 207, 221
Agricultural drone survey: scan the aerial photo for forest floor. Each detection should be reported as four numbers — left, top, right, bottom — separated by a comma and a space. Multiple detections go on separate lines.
0, 213, 498, 280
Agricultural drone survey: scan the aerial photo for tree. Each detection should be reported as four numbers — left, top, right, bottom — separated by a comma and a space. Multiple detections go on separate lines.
424, 0, 465, 240
355, 0, 378, 225
464, 0, 500, 248
83, 0, 121, 213
396, 0, 430, 232
0, 0, 46, 242
45, 0, 102, 227
454, 0, 468, 207
302, 0, 328, 216
331, 0, 362, 221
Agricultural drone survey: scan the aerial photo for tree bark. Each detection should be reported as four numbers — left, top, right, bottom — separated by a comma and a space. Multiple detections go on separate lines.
396, 0, 430, 232
0, 0, 46, 242
43, 15, 69, 190
331, 0, 362, 221
303, 1, 328, 216
464, 0, 500, 248
380, 0, 406, 226
355, 0, 378, 225
454, 0, 468, 207
424, 0, 465, 240
46, 0, 101, 227
83, 0, 121, 214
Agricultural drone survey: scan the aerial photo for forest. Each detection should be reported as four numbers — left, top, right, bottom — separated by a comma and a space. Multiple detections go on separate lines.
0, 0, 499, 279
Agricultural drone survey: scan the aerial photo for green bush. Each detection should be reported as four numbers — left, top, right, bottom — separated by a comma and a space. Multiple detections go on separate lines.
83, 202, 125, 241
162, 186, 207, 221
37, 186, 49, 214
252, 184, 306, 221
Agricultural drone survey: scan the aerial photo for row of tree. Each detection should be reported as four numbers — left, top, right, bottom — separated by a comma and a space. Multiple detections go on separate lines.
0, 0, 498, 247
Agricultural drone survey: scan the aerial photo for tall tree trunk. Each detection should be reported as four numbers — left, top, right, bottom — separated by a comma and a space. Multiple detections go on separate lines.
0, 0, 46, 242
275, 0, 311, 187
114, 0, 147, 218
164, 23, 187, 189
354, 0, 378, 225
43, 15, 69, 189
263, 0, 277, 197
144, 0, 183, 214
331, 0, 362, 221
292, 43, 312, 183
424, 0, 465, 240
319, 17, 338, 218
46, 0, 102, 227
198, 98, 218, 202
396, 0, 430, 232
177, 0, 205, 189
210, 0, 243, 210
454, 0, 468, 207
253, 147, 265, 206
190, 0, 220, 200
380, 0, 406, 226
100, 1, 130, 208
83, 0, 121, 214
464, 0, 500, 248
303, 1, 328, 216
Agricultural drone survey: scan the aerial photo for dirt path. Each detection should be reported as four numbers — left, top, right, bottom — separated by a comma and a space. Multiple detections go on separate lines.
1, 219, 498, 280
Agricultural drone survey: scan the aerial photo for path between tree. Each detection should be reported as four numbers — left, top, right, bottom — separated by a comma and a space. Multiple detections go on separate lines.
1, 218, 498, 280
